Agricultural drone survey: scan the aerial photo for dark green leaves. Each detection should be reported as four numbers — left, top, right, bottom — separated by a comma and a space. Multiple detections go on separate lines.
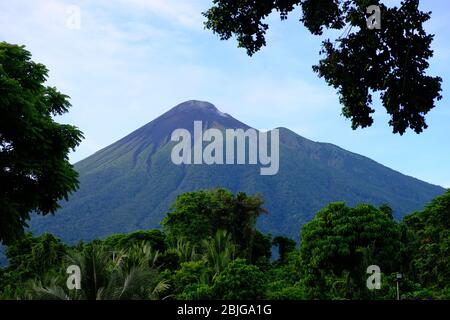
301, 0, 345, 34
162, 188, 267, 261
299, 202, 403, 299
0, 42, 84, 244
204, 0, 443, 134
403, 191, 450, 292
315, 0, 442, 134
203, 0, 272, 56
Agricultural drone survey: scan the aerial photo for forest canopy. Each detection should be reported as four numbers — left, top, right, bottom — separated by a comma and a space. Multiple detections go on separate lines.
1, 188, 449, 300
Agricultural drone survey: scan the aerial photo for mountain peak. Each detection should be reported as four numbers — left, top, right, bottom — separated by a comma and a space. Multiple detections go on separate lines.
169, 100, 229, 118
174, 100, 216, 110
109, 100, 250, 149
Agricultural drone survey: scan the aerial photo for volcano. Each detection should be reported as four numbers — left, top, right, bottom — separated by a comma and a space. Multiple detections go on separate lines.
30, 100, 445, 242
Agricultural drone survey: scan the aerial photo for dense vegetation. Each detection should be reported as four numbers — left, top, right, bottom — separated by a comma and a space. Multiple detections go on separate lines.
0, 42, 83, 244
1, 188, 449, 300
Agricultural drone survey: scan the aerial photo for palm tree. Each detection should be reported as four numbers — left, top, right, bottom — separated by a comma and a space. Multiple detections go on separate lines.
202, 230, 236, 277
120, 242, 159, 272
26, 279, 71, 300
168, 238, 198, 263
97, 266, 168, 300
26, 243, 169, 300
67, 244, 112, 300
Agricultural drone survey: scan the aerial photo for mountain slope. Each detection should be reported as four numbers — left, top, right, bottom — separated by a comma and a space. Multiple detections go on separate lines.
30, 100, 445, 242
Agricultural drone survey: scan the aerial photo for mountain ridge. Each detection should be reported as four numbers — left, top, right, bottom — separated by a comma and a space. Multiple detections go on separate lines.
29, 100, 446, 242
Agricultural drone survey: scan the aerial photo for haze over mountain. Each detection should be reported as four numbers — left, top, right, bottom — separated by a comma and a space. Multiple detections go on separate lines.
30, 100, 445, 242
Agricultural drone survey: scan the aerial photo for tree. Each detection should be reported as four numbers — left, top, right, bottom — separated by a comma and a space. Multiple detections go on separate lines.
202, 230, 236, 277
402, 190, 450, 297
212, 259, 266, 299
103, 230, 167, 252
162, 188, 266, 259
204, 0, 442, 134
250, 230, 272, 266
0, 42, 83, 244
265, 249, 305, 300
172, 260, 212, 299
28, 244, 169, 300
172, 238, 198, 263
299, 202, 403, 299
273, 236, 296, 264
5, 233, 66, 280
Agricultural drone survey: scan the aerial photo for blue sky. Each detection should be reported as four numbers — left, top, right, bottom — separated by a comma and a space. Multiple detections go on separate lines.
1, 0, 449, 187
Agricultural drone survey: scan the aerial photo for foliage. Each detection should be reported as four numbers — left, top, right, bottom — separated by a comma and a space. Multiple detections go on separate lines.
103, 230, 167, 252
250, 230, 272, 267
168, 238, 198, 264
402, 190, 450, 297
5, 233, 66, 280
265, 250, 305, 299
171, 260, 212, 299
25, 244, 169, 300
0, 42, 83, 244
273, 236, 296, 264
211, 259, 266, 300
162, 188, 266, 260
265, 281, 306, 300
1, 189, 449, 300
204, 0, 442, 134
202, 230, 236, 277
299, 202, 403, 299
